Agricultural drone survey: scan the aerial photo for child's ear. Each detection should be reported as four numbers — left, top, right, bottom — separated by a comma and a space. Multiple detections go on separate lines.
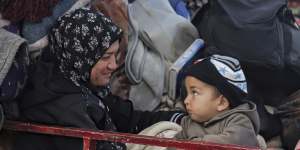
217, 96, 230, 111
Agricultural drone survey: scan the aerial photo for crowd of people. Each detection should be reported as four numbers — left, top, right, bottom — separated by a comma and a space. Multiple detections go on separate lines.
0, 0, 300, 150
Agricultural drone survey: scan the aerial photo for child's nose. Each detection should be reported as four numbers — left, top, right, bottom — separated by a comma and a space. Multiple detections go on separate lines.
184, 96, 190, 105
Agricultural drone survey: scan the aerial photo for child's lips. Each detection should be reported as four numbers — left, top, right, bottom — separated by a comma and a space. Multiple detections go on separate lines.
186, 109, 191, 113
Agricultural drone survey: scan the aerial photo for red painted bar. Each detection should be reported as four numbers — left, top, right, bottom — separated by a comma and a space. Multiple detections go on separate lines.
83, 137, 91, 150
83, 137, 97, 150
3, 120, 259, 150
295, 140, 300, 150
296, 17, 300, 25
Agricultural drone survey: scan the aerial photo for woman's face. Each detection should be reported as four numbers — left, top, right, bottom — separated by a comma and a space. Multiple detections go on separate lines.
90, 41, 119, 86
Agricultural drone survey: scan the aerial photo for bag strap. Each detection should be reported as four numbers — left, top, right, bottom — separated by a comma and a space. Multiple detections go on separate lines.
278, 5, 300, 29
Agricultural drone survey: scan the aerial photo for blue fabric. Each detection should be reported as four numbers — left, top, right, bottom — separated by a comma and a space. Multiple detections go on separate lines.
3, 24, 20, 34
169, 0, 191, 19
22, 0, 78, 44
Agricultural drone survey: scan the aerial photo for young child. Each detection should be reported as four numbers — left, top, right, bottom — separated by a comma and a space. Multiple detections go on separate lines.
175, 54, 260, 147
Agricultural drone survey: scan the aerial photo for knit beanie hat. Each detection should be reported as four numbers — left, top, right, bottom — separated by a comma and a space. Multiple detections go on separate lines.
185, 54, 248, 107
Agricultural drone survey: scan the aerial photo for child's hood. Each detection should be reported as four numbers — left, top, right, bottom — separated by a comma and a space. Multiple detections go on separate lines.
203, 101, 260, 133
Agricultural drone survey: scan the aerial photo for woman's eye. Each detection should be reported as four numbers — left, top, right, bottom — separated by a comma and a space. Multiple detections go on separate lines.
102, 55, 110, 60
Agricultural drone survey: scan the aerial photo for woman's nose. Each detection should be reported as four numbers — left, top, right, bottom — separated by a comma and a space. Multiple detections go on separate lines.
108, 55, 118, 71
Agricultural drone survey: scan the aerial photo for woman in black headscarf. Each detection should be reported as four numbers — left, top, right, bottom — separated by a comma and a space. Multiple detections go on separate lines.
13, 8, 184, 150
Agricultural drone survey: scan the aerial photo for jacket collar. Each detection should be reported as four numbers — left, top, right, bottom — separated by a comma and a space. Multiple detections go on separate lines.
202, 101, 259, 133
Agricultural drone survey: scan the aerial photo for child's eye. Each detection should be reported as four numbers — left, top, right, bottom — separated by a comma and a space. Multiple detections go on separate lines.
191, 90, 199, 96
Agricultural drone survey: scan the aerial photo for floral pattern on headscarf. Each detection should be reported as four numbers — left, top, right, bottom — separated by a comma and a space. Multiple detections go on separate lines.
49, 8, 122, 88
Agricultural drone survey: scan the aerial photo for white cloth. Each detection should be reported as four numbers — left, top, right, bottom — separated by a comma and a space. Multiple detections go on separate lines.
126, 121, 182, 150
0, 14, 10, 28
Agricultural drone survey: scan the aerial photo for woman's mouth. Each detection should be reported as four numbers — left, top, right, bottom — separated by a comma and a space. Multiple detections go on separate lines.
102, 73, 111, 77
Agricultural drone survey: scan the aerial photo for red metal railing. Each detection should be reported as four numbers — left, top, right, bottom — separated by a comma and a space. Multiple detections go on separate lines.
296, 140, 300, 150
3, 120, 260, 150
296, 17, 300, 25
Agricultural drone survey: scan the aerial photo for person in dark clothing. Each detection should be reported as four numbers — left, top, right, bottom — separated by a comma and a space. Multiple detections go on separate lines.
13, 8, 184, 150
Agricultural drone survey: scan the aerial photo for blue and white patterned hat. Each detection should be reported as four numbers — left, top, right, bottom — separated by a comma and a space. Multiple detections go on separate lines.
210, 55, 247, 93
185, 54, 248, 107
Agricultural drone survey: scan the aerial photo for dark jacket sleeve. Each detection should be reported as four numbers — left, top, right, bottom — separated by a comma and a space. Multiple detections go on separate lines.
102, 94, 185, 133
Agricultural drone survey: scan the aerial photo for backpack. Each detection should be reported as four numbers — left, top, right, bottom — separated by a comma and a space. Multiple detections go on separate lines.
193, 0, 300, 71
192, 0, 300, 105
124, 0, 199, 110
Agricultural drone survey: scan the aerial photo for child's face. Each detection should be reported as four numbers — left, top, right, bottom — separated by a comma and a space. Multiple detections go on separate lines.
184, 76, 224, 123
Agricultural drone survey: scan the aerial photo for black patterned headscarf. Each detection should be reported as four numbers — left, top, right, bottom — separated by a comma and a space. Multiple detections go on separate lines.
49, 8, 122, 89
